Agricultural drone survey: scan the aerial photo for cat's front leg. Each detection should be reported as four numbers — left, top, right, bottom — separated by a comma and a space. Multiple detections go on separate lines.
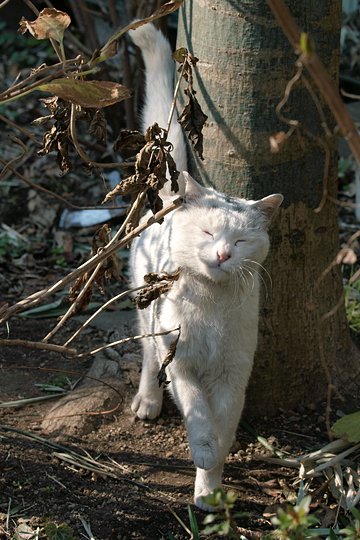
169, 371, 219, 471
131, 339, 163, 420
194, 379, 248, 511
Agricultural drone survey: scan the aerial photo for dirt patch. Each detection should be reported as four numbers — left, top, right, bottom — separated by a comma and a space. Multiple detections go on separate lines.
1, 317, 357, 539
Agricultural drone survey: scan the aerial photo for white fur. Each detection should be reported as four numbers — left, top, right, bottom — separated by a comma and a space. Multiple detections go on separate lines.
129, 23, 283, 511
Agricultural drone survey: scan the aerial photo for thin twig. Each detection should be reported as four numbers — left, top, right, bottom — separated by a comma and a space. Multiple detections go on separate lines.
76, 327, 180, 358
167, 60, 186, 134
0, 339, 76, 355
63, 286, 143, 347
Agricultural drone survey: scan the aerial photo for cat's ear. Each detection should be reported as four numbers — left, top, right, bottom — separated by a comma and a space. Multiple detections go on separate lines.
183, 171, 207, 202
252, 194, 283, 222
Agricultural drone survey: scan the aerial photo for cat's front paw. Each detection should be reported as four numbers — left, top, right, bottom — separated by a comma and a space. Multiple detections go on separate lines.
194, 489, 224, 512
131, 393, 162, 420
191, 437, 219, 470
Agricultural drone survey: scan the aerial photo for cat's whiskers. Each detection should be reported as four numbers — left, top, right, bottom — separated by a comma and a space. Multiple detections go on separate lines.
244, 259, 272, 291
240, 266, 256, 294
242, 260, 270, 300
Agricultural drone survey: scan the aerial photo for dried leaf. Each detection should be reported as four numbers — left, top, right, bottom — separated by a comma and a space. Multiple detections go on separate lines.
174, 48, 207, 160
144, 269, 181, 285
269, 131, 287, 153
178, 89, 208, 160
38, 79, 131, 108
135, 269, 181, 309
19, 8, 71, 44
88, 109, 107, 144
157, 329, 181, 387
113, 130, 146, 157
104, 123, 179, 232
134, 282, 172, 310
172, 47, 188, 64
336, 247, 357, 265
90, 41, 118, 66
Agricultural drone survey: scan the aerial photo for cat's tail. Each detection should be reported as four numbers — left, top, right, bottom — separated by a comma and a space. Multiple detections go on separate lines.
129, 23, 187, 195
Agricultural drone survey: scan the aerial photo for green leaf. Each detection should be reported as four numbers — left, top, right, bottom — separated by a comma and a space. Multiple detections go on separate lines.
38, 79, 131, 108
187, 505, 200, 539
331, 410, 360, 443
44, 522, 75, 540
328, 528, 339, 540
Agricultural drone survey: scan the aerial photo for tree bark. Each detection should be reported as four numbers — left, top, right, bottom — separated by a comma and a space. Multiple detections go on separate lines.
177, 0, 359, 415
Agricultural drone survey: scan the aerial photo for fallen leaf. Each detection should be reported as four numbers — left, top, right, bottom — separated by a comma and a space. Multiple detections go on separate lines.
19, 8, 71, 44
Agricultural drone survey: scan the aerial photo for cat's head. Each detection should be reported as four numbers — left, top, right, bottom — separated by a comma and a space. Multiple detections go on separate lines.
170, 172, 283, 284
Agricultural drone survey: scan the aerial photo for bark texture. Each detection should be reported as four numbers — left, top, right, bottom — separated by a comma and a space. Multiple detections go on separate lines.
177, 0, 359, 415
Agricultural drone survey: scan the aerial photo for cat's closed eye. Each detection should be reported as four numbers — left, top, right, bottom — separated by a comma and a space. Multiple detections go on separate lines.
203, 231, 214, 238
235, 239, 246, 246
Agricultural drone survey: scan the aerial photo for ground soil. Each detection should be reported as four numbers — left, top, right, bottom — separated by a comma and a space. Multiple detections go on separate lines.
1, 309, 358, 540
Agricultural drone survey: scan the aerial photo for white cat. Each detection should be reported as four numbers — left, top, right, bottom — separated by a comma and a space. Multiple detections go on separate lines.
129, 23, 283, 511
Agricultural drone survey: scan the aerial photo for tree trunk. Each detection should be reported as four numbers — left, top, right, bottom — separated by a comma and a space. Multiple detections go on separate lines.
177, 1, 359, 415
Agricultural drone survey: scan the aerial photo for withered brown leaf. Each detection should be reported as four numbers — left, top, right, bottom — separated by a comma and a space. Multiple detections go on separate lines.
19, 8, 71, 44
173, 48, 207, 160
89, 109, 107, 144
157, 328, 181, 387
134, 268, 181, 309
38, 79, 132, 109
113, 130, 146, 157
103, 123, 180, 233
178, 89, 208, 160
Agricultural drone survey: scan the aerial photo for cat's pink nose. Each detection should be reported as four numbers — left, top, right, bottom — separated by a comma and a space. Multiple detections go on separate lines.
217, 250, 231, 263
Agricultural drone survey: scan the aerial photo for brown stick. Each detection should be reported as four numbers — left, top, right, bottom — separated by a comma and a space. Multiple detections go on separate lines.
0, 339, 76, 356
266, 0, 360, 163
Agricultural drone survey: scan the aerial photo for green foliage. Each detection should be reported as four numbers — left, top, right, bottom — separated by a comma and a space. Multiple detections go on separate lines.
0, 232, 28, 259
265, 496, 319, 540
201, 489, 247, 538
50, 246, 68, 268
339, 508, 360, 539
332, 410, 360, 443
43, 522, 75, 540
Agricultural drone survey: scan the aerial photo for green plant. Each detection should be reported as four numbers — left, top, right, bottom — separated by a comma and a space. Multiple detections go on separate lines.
340, 508, 360, 539
265, 496, 319, 540
43, 522, 75, 540
201, 489, 247, 538
0, 232, 28, 259
50, 246, 68, 268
